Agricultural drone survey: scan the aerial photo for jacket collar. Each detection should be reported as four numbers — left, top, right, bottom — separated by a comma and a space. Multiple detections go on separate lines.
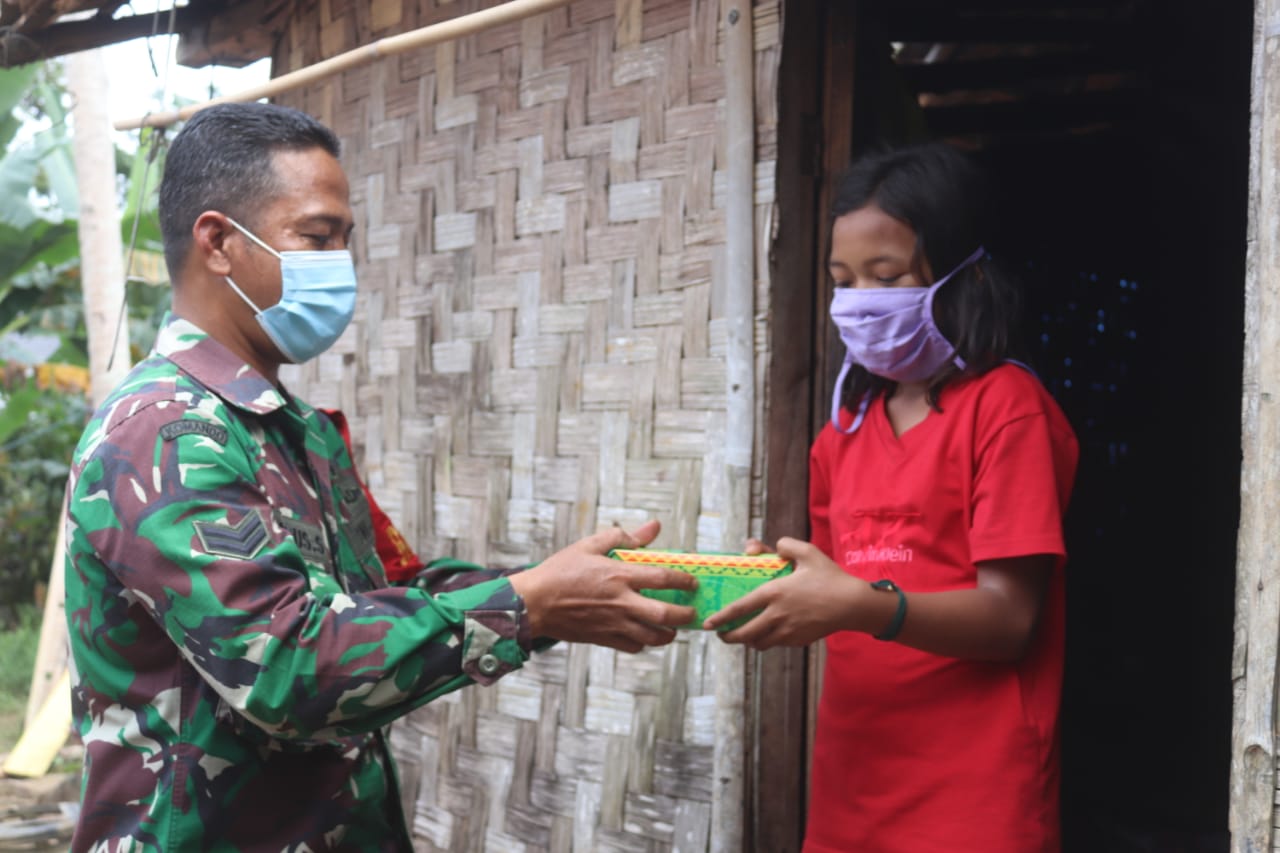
154, 313, 288, 416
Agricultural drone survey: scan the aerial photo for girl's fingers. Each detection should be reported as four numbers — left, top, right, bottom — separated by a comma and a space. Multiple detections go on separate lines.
703, 586, 768, 631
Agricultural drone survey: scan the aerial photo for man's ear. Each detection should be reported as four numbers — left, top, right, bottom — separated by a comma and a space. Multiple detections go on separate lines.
192, 211, 235, 276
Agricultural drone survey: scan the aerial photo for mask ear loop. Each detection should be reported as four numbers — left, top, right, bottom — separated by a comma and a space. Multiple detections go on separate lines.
224, 275, 264, 315
223, 215, 283, 259
830, 354, 872, 435
923, 246, 986, 372
221, 214, 278, 315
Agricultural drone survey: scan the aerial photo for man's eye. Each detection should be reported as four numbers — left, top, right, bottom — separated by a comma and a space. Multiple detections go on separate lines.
304, 234, 328, 246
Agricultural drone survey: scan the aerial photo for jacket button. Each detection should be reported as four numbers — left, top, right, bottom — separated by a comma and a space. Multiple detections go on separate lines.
477, 653, 500, 675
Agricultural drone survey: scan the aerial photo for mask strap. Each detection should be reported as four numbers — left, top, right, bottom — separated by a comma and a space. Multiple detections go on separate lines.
924, 246, 986, 372
830, 354, 871, 435
223, 215, 283, 260
224, 275, 264, 316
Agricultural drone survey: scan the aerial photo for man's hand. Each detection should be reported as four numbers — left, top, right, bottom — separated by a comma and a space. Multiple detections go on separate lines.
508, 520, 698, 653
703, 536, 865, 649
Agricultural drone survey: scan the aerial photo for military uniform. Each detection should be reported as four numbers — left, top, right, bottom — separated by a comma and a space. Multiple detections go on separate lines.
65, 314, 533, 851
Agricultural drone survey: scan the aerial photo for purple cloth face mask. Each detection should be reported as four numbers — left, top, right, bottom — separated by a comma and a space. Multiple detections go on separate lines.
829, 246, 985, 434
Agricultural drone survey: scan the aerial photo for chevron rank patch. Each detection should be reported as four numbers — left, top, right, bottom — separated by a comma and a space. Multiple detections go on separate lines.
193, 510, 269, 560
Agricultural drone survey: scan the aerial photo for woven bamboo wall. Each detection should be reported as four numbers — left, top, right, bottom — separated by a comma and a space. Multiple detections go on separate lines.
274, 0, 780, 849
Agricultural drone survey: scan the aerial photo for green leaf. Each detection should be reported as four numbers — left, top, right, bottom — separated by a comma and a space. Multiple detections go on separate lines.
0, 218, 77, 283
122, 129, 164, 250
0, 330, 59, 364
0, 65, 38, 150
35, 132, 76, 217
0, 142, 46, 230
0, 382, 40, 446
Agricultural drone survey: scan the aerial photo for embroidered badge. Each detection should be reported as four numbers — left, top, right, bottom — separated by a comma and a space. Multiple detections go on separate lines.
193, 511, 268, 560
160, 420, 229, 445
334, 470, 376, 558
277, 515, 330, 565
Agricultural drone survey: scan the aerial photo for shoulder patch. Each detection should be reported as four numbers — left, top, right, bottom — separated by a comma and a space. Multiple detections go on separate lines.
160, 420, 228, 445
193, 511, 268, 560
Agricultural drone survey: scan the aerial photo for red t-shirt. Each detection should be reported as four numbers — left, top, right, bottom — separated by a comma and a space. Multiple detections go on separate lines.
804, 365, 1078, 853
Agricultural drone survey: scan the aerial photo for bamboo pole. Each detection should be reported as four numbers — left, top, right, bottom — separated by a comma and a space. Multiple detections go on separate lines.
1229, 0, 1280, 849
23, 500, 67, 731
113, 0, 576, 131
712, 2, 754, 852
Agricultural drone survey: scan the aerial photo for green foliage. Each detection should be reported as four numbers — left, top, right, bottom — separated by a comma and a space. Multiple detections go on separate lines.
0, 381, 88, 620
0, 602, 40, 751
0, 62, 169, 616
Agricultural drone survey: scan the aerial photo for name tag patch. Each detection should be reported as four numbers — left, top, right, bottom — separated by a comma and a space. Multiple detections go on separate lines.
277, 515, 330, 565
160, 420, 228, 445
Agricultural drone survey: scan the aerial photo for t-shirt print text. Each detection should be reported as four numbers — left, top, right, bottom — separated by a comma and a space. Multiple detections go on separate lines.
838, 509, 920, 569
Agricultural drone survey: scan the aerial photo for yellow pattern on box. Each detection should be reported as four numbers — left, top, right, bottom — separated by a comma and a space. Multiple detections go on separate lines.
608, 549, 792, 630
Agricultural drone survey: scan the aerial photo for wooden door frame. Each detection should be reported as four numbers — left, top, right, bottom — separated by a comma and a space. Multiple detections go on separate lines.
751, 2, 859, 850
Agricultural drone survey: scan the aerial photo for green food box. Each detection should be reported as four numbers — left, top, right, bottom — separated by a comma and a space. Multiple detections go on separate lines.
608, 548, 793, 630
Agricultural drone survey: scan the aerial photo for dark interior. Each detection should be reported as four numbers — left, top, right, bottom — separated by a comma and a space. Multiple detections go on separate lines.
773, 2, 1251, 849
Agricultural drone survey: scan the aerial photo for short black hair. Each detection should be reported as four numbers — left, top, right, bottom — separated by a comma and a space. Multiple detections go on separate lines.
158, 102, 341, 279
830, 142, 1026, 414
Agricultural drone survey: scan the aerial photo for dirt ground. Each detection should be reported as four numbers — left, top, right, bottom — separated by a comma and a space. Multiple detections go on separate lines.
0, 746, 80, 849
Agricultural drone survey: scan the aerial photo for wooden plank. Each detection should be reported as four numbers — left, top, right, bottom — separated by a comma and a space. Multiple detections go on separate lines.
749, 0, 834, 847
1232, 1, 1280, 849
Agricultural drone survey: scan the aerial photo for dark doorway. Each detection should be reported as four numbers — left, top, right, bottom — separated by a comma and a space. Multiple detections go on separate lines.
768, 2, 1250, 850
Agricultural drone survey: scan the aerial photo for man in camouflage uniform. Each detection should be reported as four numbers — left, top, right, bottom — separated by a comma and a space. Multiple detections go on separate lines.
64, 102, 695, 851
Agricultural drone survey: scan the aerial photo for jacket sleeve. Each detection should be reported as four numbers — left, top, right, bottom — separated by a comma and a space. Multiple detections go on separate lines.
69, 401, 530, 743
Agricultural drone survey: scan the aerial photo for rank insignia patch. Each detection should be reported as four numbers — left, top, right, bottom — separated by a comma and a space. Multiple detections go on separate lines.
193, 511, 269, 560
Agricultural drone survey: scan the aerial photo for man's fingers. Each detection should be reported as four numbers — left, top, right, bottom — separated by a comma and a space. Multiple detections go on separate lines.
627, 564, 698, 592
743, 537, 772, 556
644, 599, 697, 629
622, 519, 662, 548
583, 519, 662, 554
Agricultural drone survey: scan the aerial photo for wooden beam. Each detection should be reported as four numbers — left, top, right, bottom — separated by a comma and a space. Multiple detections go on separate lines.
116, 0, 578, 130
1230, 0, 1280, 849
751, 0, 825, 848
0, 3, 205, 68
175, 0, 292, 69
880, 11, 1130, 45
898, 48, 1139, 95
920, 86, 1142, 135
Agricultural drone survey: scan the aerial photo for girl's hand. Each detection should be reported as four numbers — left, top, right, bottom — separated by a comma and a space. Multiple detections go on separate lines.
742, 537, 771, 556
704, 537, 865, 649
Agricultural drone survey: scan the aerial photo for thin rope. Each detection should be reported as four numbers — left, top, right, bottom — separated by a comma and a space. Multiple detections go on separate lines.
107, 0, 177, 373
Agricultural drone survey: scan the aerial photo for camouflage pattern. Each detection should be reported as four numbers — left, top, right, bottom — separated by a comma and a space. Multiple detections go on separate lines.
65, 314, 533, 851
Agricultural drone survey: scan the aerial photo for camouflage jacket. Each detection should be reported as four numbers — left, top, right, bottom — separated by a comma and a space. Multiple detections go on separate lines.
64, 314, 533, 852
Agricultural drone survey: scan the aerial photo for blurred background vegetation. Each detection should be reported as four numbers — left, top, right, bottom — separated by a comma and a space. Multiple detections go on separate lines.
0, 59, 169, 632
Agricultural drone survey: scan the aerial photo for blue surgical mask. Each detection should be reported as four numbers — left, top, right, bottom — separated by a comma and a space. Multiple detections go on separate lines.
222, 215, 357, 364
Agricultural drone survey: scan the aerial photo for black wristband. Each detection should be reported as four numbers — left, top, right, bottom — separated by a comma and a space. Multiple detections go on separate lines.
870, 579, 907, 641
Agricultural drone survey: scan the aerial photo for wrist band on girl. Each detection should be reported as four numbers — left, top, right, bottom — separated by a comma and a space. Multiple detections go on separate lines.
870, 579, 907, 641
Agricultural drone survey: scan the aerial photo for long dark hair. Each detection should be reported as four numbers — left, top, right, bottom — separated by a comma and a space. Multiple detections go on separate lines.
830, 143, 1026, 416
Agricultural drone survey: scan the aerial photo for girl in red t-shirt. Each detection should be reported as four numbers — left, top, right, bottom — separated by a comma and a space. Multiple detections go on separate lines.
706, 143, 1079, 853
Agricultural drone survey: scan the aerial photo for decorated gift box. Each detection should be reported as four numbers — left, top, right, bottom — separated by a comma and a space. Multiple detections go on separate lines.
607, 549, 793, 630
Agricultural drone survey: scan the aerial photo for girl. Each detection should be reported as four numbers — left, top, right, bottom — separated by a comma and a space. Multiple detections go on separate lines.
705, 143, 1078, 853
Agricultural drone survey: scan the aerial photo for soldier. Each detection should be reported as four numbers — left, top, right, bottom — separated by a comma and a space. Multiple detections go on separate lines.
64, 102, 696, 852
